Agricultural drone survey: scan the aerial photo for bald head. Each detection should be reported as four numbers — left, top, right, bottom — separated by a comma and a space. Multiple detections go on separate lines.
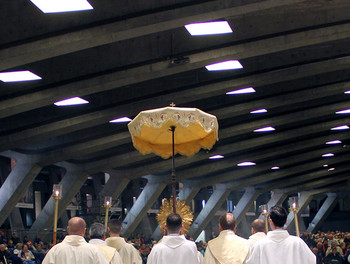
219, 213, 236, 231
251, 219, 265, 234
67, 217, 86, 236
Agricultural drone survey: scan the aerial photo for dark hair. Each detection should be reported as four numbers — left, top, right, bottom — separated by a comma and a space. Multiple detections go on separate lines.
108, 219, 122, 234
269, 205, 287, 228
166, 213, 182, 233
219, 213, 236, 231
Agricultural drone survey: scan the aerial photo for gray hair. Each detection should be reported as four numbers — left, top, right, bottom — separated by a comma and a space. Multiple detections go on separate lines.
89, 222, 105, 239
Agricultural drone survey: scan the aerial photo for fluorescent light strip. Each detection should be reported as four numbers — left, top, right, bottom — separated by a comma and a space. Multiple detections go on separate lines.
54, 97, 89, 106
185, 21, 233, 36
226, 87, 256, 95
109, 117, 132, 123
254, 126, 275, 132
206, 60, 243, 71
209, 155, 224, 160
0, 71, 41, 82
331, 125, 349, 131
237, 161, 256, 166
326, 140, 341, 145
30, 0, 93, 13
336, 109, 350, 114
322, 153, 334, 157
250, 109, 267, 114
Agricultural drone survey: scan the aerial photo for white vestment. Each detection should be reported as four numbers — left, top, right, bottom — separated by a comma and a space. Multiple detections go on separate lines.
42, 235, 108, 264
89, 239, 123, 264
248, 232, 266, 248
203, 230, 250, 264
246, 229, 316, 264
147, 234, 200, 264
106, 236, 142, 264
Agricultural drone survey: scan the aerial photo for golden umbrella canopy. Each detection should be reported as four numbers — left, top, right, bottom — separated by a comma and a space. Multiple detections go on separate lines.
128, 105, 218, 215
128, 106, 218, 159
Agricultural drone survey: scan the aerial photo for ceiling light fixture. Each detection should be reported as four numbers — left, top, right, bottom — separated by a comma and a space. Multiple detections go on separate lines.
336, 109, 350, 114
0, 70, 41, 82
326, 140, 342, 145
271, 166, 280, 170
226, 87, 256, 95
250, 109, 267, 114
185, 21, 233, 36
206, 60, 243, 71
54, 97, 89, 106
30, 0, 93, 13
209, 155, 224, 160
237, 161, 256, 166
253, 126, 275, 132
109, 117, 132, 123
322, 153, 334, 157
328, 168, 335, 171
323, 164, 328, 167
344, 91, 350, 94
331, 125, 349, 131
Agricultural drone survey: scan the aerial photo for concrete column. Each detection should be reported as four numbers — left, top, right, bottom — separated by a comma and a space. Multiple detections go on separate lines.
0, 154, 42, 226
34, 191, 42, 218
121, 175, 167, 238
153, 180, 201, 240
233, 187, 260, 225
189, 184, 231, 240
285, 192, 313, 232
99, 170, 130, 203
306, 193, 338, 233
259, 189, 288, 220
29, 165, 87, 241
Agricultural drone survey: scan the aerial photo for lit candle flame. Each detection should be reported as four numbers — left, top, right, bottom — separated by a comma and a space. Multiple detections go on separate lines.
55, 190, 59, 196
292, 202, 296, 208
263, 209, 267, 213
106, 201, 110, 205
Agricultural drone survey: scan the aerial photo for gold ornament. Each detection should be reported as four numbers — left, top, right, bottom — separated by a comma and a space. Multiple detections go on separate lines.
157, 197, 193, 235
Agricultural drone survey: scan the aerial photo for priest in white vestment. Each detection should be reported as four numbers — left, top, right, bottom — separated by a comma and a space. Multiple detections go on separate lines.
246, 205, 315, 264
89, 222, 123, 264
147, 213, 200, 264
203, 212, 250, 264
106, 219, 142, 264
42, 217, 108, 264
248, 219, 266, 248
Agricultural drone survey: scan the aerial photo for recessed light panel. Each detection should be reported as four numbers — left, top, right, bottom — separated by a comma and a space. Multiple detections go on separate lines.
253, 126, 275, 132
331, 125, 349, 131
109, 117, 132, 123
237, 161, 256, 166
336, 109, 350, 114
30, 0, 93, 13
226, 87, 256, 95
250, 109, 267, 114
205, 60, 243, 71
326, 140, 341, 145
54, 97, 89, 106
209, 155, 224, 160
185, 21, 233, 36
0, 71, 41, 82
322, 153, 334, 157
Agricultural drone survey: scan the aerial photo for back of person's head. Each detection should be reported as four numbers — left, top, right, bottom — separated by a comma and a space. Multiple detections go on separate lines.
89, 223, 105, 239
67, 217, 86, 236
108, 219, 122, 235
269, 205, 287, 228
166, 213, 182, 233
219, 212, 236, 231
252, 219, 265, 233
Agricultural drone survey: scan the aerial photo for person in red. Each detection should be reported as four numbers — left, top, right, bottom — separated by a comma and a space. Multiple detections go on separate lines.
139, 244, 150, 263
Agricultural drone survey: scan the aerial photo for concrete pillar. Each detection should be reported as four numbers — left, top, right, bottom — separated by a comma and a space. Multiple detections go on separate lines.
29, 166, 88, 241
153, 180, 201, 240
306, 193, 338, 233
121, 175, 167, 238
34, 191, 42, 218
259, 189, 288, 220
233, 187, 260, 225
285, 192, 313, 233
0, 154, 42, 226
99, 170, 130, 203
189, 184, 231, 240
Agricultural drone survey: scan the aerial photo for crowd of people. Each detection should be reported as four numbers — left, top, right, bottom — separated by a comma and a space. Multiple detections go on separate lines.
0, 207, 349, 264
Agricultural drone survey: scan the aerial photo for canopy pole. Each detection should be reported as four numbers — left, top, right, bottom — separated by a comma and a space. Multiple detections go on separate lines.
170, 126, 176, 213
